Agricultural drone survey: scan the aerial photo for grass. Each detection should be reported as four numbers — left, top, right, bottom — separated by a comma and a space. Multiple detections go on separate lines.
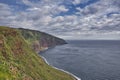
0, 26, 75, 80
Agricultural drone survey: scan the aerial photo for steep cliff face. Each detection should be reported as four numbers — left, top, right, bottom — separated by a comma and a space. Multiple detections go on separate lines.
18, 28, 67, 52
0, 26, 74, 80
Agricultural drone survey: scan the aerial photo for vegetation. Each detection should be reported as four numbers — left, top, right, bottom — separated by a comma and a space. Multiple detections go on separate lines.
18, 28, 67, 53
0, 26, 75, 80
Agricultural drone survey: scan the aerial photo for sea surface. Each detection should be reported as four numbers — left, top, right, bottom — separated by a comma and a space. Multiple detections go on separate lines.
40, 40, 120, 80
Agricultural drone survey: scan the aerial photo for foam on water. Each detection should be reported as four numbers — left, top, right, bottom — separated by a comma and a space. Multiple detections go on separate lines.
41, 56, 81, 80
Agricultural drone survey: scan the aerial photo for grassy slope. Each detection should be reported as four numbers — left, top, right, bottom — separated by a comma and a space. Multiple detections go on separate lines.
0, 26, 75, 80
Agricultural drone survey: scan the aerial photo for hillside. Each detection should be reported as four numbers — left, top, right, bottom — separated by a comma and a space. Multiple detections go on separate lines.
18, 28, 67, 53
0, 26, 75, 80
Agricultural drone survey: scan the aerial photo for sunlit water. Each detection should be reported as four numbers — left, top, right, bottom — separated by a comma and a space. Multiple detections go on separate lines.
40, 40, 120, 80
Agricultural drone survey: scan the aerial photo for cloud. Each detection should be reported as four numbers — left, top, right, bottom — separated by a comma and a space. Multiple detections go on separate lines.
57, 5, 69, 12
22, 0, 34, 6
0, 3, 15, 26
0, 3, 12, 16
0, 0, 120, 40
73, 0, 81, 5
72, 0, 91, 5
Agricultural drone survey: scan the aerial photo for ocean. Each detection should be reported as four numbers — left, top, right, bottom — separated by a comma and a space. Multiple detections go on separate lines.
40, 40, 120, 80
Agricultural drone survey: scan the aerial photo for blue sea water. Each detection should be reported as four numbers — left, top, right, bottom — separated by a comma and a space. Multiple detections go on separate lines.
40, 40, 120, 80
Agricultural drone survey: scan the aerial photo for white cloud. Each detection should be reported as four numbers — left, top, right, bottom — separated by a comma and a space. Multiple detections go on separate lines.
73, 0, 81, 5
22, 0, 35, 6
27, 7, 41, 11
0, 3, 12, 16
72, 0, 92, 5
0, 0, 120, 40
57, 5, 69, 12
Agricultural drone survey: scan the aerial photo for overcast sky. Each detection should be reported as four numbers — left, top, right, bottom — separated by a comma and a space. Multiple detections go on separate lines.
0, 0, 120, 40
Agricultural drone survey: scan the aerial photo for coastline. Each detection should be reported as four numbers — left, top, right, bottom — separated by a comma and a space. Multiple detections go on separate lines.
41, 56, 81, 80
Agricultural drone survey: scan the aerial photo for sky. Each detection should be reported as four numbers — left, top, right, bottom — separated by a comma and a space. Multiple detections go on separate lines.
0, 0, 120, 40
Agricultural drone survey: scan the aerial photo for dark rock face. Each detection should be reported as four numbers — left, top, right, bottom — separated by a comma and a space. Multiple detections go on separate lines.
18, 28, 67, 52
39, 32, 67, 47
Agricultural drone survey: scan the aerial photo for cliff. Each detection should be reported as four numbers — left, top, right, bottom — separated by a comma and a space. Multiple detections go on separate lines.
0, 26, 75, 80
18, 28, 67, 53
